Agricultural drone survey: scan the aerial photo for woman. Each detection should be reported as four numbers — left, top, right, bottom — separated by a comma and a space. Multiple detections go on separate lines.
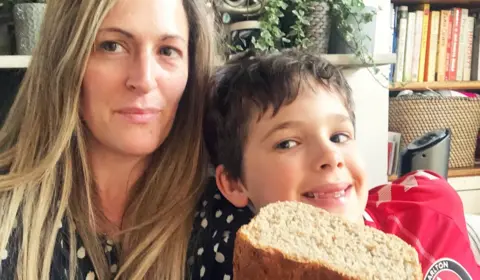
0, 0, 217, 279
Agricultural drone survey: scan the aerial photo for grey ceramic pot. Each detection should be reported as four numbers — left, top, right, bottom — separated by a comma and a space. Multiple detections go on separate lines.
13, 3, 46, 55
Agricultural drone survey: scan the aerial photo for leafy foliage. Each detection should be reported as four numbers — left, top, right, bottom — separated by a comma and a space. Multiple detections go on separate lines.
250, 0, 378, 72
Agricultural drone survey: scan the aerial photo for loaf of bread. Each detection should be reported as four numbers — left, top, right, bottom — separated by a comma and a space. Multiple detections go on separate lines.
233, 201, 422, 280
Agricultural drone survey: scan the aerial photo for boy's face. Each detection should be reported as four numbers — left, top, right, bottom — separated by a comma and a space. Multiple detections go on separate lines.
216, 83, 368, 224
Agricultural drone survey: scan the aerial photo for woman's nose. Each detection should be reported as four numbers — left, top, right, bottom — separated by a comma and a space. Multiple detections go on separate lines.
126, 52, 159, 94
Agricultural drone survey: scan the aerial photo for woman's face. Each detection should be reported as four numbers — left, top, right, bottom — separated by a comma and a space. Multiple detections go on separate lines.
81, 0, 189, 158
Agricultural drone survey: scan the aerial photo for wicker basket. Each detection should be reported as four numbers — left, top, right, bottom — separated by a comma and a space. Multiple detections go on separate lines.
389, 96, 480, 168
306, 1, 331, 54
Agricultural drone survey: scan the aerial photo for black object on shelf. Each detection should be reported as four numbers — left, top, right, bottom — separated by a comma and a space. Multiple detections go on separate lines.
0, 69, 25, 127
399, 128, 452, 179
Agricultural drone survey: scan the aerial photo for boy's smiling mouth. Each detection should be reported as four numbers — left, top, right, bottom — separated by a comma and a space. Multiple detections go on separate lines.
301, 183, 353, 209
304, 189, 346, 199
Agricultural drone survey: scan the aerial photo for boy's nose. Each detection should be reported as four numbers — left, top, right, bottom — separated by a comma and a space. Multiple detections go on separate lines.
313, 144, 345, 171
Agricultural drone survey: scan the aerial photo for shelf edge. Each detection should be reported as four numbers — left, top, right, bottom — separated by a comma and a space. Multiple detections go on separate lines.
0, 53, 398, 70
0, 55, 31, 69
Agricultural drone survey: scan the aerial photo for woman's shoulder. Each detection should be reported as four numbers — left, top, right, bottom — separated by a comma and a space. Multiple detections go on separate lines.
188, 177, 253, 280
0, 218, 113, 279
1, 224, 21, 279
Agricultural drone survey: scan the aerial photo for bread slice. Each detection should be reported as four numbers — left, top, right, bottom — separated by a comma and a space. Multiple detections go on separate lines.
233, 201, 422, 280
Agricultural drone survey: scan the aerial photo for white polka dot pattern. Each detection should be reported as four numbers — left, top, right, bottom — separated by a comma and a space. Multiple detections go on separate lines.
188, 181, 254, 280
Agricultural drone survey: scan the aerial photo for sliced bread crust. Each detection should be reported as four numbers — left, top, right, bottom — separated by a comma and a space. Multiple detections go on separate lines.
233, 201, 423, 280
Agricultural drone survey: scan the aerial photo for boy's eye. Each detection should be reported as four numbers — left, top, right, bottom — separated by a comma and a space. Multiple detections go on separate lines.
330, 133, 350, 143
275, 140, 298, 150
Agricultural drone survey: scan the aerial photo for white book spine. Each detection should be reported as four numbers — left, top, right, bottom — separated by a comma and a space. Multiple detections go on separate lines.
403, 12, 417, 82
412, 11, 424, 81
395, 6, 409, 83
456, 9, 469, 81
427, 11, 440, 82
463, 16, 475, 81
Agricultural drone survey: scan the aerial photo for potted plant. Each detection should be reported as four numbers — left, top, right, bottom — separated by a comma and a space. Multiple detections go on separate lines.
8, 0, 46, 55
218, 0, 376, 67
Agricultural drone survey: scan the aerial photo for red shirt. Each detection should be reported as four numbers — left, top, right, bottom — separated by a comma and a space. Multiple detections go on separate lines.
365, 170, 480, 280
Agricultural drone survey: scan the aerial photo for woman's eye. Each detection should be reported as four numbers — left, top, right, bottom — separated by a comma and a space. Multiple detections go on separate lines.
275, 140, 298, 150
99, 41, 123, 53
159, 46, 180, 57
331, 133, 350, 143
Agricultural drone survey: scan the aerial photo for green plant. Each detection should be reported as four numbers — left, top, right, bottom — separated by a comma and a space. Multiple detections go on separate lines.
253, 0, 289, 52
328, 0, 377, 71
252, 0, 377, 72
288, 0, 311, 49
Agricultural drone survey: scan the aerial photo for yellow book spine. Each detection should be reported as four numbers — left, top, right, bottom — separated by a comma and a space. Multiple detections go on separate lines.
418, 4, 430, 81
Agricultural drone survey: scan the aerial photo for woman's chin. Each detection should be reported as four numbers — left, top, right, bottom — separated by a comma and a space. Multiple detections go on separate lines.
108, 140, 161, 158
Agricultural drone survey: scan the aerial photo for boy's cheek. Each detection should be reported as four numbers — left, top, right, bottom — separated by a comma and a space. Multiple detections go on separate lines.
345, 151, 367, 182
246, 177, 301, 211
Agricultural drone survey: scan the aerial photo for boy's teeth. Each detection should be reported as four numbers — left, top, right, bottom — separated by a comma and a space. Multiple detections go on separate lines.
308, 190, 346, 199
305, 192, 315, 198
333, 190, 346, 198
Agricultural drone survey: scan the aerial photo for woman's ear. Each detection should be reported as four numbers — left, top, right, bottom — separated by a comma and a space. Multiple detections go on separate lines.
215, 165, 249, 208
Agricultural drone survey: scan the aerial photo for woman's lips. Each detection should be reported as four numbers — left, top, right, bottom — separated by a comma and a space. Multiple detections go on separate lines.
115, 107, 161, 124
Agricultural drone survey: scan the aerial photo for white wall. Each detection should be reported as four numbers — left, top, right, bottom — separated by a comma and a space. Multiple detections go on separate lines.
342, 0, 392, 189
343, 69, 389, 189
448, 176, 480, 214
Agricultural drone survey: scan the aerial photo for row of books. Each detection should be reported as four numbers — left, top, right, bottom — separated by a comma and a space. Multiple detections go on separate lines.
391, 4, 480, 83
388, 132, 402, 176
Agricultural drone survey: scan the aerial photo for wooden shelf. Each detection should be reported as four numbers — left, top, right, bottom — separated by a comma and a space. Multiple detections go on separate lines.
449, 166, 480, 177
0, 55, 30, 69
388, 166, 480, 181
321, 53, 397, 68
1, 54, 395, 70
389, 81, 480, 91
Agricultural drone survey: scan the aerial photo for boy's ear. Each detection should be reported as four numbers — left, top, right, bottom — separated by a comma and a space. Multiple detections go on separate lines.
215, 165, 249, 208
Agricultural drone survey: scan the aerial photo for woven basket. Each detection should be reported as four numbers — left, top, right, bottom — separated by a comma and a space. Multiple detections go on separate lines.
389, 96, 480, 168
306, 1, 331, 54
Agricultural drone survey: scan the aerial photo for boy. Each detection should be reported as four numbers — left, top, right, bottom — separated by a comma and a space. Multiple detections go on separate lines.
188, 49, 479, 280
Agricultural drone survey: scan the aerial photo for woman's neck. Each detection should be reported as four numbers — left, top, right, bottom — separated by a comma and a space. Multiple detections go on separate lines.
88, 141, 150, 231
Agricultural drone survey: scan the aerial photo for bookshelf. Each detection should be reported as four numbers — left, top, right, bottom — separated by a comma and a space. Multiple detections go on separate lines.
390, 80, 480, 90
388, 1, 480, 180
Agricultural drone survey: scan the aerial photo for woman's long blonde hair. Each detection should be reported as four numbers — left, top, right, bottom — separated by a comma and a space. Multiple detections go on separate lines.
0, 0, 217, 279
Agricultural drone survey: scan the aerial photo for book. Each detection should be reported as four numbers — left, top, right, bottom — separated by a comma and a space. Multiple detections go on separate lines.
388, 132, 402, 176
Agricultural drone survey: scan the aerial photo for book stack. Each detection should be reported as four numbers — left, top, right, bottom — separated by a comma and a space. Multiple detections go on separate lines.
391, 4, 480, 83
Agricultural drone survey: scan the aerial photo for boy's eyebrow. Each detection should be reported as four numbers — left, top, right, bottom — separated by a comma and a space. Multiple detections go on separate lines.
332, 113, 352, 124
261, 113, 352, 142
261, 121, 302, 142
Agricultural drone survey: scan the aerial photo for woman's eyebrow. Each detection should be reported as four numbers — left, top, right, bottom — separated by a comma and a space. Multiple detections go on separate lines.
97, 27, 187, 43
